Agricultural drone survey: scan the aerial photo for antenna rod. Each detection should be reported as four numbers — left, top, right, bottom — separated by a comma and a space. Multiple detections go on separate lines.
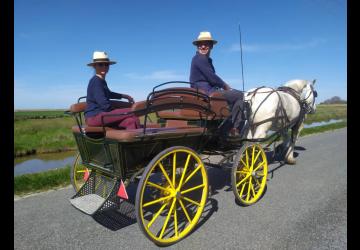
238, 24, 245, 91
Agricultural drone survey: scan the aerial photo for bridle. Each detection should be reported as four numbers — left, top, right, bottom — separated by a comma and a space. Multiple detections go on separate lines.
301, 83, 317, 114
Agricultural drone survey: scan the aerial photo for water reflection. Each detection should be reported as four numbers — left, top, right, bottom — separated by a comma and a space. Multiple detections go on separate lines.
14, 151, 77, 176
304, 119, 343, 128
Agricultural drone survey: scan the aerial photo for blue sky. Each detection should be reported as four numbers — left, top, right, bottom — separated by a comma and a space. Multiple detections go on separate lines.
14, 0, 347, 109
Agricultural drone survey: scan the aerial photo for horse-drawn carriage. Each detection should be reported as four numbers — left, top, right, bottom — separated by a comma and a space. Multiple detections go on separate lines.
66, 80, 317, 246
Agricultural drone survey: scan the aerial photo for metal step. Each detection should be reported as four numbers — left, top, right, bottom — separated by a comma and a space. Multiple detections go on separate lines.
69, 171, 121, 215
70, 194, 106, 215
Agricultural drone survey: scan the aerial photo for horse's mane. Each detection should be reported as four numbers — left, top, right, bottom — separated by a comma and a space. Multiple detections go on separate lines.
282, 79, 308, 93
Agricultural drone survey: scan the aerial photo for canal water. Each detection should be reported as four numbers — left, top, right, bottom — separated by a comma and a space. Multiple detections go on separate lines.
14, 151, 76, 176
14, 119, 344, 176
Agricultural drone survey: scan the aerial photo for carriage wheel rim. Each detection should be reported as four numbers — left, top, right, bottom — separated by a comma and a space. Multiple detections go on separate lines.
138, 147, 208, 245
234, 144, 268, 205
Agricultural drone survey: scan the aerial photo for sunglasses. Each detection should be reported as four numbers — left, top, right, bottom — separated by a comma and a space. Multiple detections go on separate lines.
96, 63, 110, 67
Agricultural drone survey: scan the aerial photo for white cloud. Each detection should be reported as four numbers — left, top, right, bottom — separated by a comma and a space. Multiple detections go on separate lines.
229, 38, 327, 52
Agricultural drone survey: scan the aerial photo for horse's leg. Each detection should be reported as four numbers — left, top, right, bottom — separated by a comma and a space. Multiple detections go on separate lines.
285, 116, 306, 164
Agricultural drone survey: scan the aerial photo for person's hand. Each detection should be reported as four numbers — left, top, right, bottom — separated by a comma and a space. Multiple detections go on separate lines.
123, 94, 135, 103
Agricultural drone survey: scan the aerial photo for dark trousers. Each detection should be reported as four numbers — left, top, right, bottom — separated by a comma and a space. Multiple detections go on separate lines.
221, 89, 245, 132
86, 108, 141, 129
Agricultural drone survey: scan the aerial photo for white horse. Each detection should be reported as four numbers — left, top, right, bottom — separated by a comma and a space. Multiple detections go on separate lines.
244, 79, 317, 164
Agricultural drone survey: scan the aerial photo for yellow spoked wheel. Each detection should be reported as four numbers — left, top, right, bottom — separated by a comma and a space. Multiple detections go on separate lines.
135, 146, 208, 246
231, 143, 268, 206
70, 153, 91, 192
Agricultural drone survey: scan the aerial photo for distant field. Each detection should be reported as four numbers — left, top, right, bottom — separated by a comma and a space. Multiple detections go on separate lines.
14, 110, 67, 120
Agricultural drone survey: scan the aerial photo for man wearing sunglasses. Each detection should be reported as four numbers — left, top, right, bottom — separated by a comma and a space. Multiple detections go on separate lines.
190, 31, 246, 137
84, 51, 140, 129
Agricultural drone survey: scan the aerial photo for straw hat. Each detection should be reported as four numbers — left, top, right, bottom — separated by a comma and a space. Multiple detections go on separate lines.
192, 31, 218, 46
87, 51, 116, 66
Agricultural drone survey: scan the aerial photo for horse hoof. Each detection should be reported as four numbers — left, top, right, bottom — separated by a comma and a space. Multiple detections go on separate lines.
286, 158, 296, 165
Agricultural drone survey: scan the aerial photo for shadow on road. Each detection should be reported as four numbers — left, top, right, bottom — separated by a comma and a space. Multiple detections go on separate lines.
91, 145, 306, 233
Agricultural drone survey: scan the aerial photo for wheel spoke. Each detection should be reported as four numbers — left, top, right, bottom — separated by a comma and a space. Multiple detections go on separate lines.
178, 199, 192, 223
239, 180, 246, 197
246, 149, 249, 169
158, 162, 174, 189
147, 203, 168, 229
246, 177, 251, 201
236, 170, 248, 175
177, 154, 191, 189
253, 150, 262, 166
146, 181, 168, 192
253, 160, 266, 172
183, 164, 202, 186
76, 170, 87, 173
173, 153, 176, 187
240, 158, 248, 168
250, 179, 256, 197
181, 196, 201, 207
143, 195, 172, 208
251, 146, 256, 169
181, 184, 205, 195
174, 202, 178, 237
236, 174, 251, 187
159, 198, 176, 239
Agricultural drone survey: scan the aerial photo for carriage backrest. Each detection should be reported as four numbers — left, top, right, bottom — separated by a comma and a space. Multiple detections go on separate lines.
146, 87, 230, 120
131, 88, 214, 118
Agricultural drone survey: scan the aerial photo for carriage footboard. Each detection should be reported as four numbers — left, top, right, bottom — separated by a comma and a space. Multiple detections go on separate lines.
70, 171, 123, 215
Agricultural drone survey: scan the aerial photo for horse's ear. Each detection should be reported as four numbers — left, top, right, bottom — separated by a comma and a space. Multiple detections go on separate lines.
312, 79, 316, 85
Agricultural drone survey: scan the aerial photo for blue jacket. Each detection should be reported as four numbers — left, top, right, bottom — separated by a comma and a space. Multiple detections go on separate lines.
189, 52, 226, 94
84, 75, 123, 118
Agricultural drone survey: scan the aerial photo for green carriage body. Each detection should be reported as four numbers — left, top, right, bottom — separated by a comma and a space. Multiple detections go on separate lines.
72, 128, 205, 180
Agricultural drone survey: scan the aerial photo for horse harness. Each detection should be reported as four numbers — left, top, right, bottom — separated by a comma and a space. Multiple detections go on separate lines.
246, 86, 308, 136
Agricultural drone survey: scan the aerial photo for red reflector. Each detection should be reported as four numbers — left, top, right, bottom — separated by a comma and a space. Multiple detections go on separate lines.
117, 180, 129, 200
83, 169, 90, 181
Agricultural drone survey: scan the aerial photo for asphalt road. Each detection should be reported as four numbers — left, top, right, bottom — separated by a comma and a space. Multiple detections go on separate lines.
14, 128, 347, 250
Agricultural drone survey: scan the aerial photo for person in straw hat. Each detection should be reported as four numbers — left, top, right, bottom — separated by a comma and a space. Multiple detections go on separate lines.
190, 31, 246, 136
84, 51, 140, 129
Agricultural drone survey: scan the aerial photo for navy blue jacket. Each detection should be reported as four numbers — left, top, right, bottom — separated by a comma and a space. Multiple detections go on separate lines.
84, 75, 123, 118
189, 52, 226, 94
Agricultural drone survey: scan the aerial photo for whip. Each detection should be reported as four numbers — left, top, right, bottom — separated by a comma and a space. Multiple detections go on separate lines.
238, 23, 245, 91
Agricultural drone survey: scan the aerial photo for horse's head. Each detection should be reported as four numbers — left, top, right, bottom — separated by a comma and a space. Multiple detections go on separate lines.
300, 79, 317, 114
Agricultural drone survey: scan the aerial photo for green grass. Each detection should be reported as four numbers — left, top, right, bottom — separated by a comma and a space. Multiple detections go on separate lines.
14, 166, 71, 196
304, 104, 346, 124
14, 117, 76, 156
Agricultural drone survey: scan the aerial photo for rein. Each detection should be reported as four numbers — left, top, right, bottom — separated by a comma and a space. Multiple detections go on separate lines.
247, 86, 306, 135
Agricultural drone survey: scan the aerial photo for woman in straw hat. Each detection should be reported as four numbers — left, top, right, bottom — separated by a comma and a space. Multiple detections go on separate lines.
190, 31, 246, 136
84, 51, 140, 129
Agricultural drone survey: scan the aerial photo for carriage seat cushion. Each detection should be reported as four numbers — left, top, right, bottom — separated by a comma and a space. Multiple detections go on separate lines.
106, 126, 205, 142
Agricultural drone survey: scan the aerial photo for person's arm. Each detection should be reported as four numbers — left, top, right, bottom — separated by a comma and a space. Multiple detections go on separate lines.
196, 56, 229, 89
109, 91, 134, 103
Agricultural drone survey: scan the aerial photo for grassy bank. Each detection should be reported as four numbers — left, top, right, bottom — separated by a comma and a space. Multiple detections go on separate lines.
14, 166, 71, 196
14, 121, 347, 196
304, 104, 346, 124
